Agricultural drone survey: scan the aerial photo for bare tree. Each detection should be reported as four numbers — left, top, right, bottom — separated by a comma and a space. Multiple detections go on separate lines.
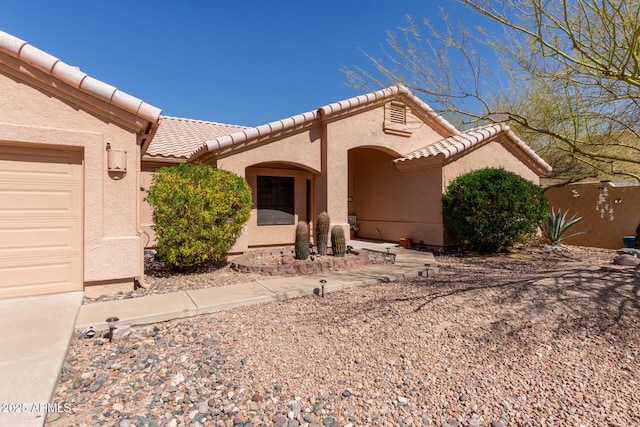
345, 0, 640, 183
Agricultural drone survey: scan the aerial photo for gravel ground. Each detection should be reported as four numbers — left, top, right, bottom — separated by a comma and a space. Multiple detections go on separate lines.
51, 245, 640, 426
82, 258, 265, 304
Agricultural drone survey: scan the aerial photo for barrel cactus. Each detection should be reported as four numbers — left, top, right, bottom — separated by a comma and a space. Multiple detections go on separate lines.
315, 212, 330, 256
331, 225, 346, 257
295, 221, 310, 260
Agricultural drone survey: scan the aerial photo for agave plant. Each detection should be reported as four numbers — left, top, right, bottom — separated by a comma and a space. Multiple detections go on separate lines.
542, 208, 587, 245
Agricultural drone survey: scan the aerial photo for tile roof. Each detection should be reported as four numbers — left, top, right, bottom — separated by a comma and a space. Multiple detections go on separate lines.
0, 30, 161, 124
189, 85, 459, 162
145, 116, 249, 159
395, 123, 552, 173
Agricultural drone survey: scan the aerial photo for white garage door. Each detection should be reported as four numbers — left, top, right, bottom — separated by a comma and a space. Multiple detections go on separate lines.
0, 144, 83, 299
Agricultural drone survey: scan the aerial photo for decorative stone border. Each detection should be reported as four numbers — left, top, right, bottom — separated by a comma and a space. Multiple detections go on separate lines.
231, 246, 394, 276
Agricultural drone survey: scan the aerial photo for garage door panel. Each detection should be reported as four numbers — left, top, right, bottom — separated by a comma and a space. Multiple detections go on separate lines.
0, 258, 81, 299
0, 144, 82, 298
0, 145, 82, 179
0, 189, 80, 216
0, 223, 81, 253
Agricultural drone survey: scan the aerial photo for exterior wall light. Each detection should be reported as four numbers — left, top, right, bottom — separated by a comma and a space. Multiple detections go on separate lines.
106, 141, 127, 180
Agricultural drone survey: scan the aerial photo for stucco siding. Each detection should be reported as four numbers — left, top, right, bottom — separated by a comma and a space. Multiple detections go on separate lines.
216, 128, 322, 176
326, 105, 446, 156
0, 72, 142, 285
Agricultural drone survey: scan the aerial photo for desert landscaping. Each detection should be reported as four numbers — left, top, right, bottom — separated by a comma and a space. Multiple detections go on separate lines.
50, 245, 639, 427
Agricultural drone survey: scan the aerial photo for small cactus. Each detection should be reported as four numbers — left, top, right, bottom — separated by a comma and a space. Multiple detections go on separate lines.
331, 225, 346, 257
295, 221, 310, 260
315, 212, 330, 256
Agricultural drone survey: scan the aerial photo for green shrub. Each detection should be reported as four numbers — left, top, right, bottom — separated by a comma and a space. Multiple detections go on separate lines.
146, 163, 251, 271
542, 207, 587, 245
442, 168, 548, 253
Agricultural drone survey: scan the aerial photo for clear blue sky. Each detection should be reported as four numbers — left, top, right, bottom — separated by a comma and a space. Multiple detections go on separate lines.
1, 0, 479, 127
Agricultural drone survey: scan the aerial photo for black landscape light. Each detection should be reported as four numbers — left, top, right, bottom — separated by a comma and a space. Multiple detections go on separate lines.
319, 279, 327, 297
106, 317, 119, 342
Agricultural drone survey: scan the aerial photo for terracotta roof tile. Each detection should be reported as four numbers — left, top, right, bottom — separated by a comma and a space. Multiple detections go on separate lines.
395, 123, 552, 173
145, 116, 248, 159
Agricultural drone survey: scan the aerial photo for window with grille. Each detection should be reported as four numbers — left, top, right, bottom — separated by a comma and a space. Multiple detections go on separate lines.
257, 176, 295, 225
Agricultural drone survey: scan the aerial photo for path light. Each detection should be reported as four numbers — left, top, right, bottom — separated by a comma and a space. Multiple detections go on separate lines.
425, 263, 431, 278
106, 316, 119, 342
319, 279, 327, 297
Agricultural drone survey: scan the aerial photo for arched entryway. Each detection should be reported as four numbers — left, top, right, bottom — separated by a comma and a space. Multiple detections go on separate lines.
348, 146, 442, 244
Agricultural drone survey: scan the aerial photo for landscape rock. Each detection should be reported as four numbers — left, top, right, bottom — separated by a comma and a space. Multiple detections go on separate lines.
617, 247, 640, 258
52, 246, 639, 426
612, 254, 640, 266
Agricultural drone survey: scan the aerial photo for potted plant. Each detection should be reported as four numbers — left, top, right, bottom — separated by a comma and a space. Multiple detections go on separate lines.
349, 223, 359, 239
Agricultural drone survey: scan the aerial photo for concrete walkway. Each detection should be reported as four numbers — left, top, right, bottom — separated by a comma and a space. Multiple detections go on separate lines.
0, 243, 436, 426
76, 245, 437, 331
0, 292, 83, 427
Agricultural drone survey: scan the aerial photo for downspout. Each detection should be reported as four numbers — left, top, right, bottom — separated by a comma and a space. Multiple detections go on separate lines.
136, 133, 151, 289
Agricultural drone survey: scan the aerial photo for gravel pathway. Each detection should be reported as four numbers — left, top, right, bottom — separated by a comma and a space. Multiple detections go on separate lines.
51, 246, 640, 426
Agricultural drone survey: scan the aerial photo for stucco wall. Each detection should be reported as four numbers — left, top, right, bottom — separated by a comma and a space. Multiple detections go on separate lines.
0, 72, 142, 284
216, 129, 322, 176
545, 182, 640, 249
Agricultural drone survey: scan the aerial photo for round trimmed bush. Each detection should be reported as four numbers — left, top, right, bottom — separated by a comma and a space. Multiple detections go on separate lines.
442, 168, 547, 253
146, 163, 251, 271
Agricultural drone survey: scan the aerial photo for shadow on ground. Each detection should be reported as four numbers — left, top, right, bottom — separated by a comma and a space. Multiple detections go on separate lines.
304, 253, 640, 347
